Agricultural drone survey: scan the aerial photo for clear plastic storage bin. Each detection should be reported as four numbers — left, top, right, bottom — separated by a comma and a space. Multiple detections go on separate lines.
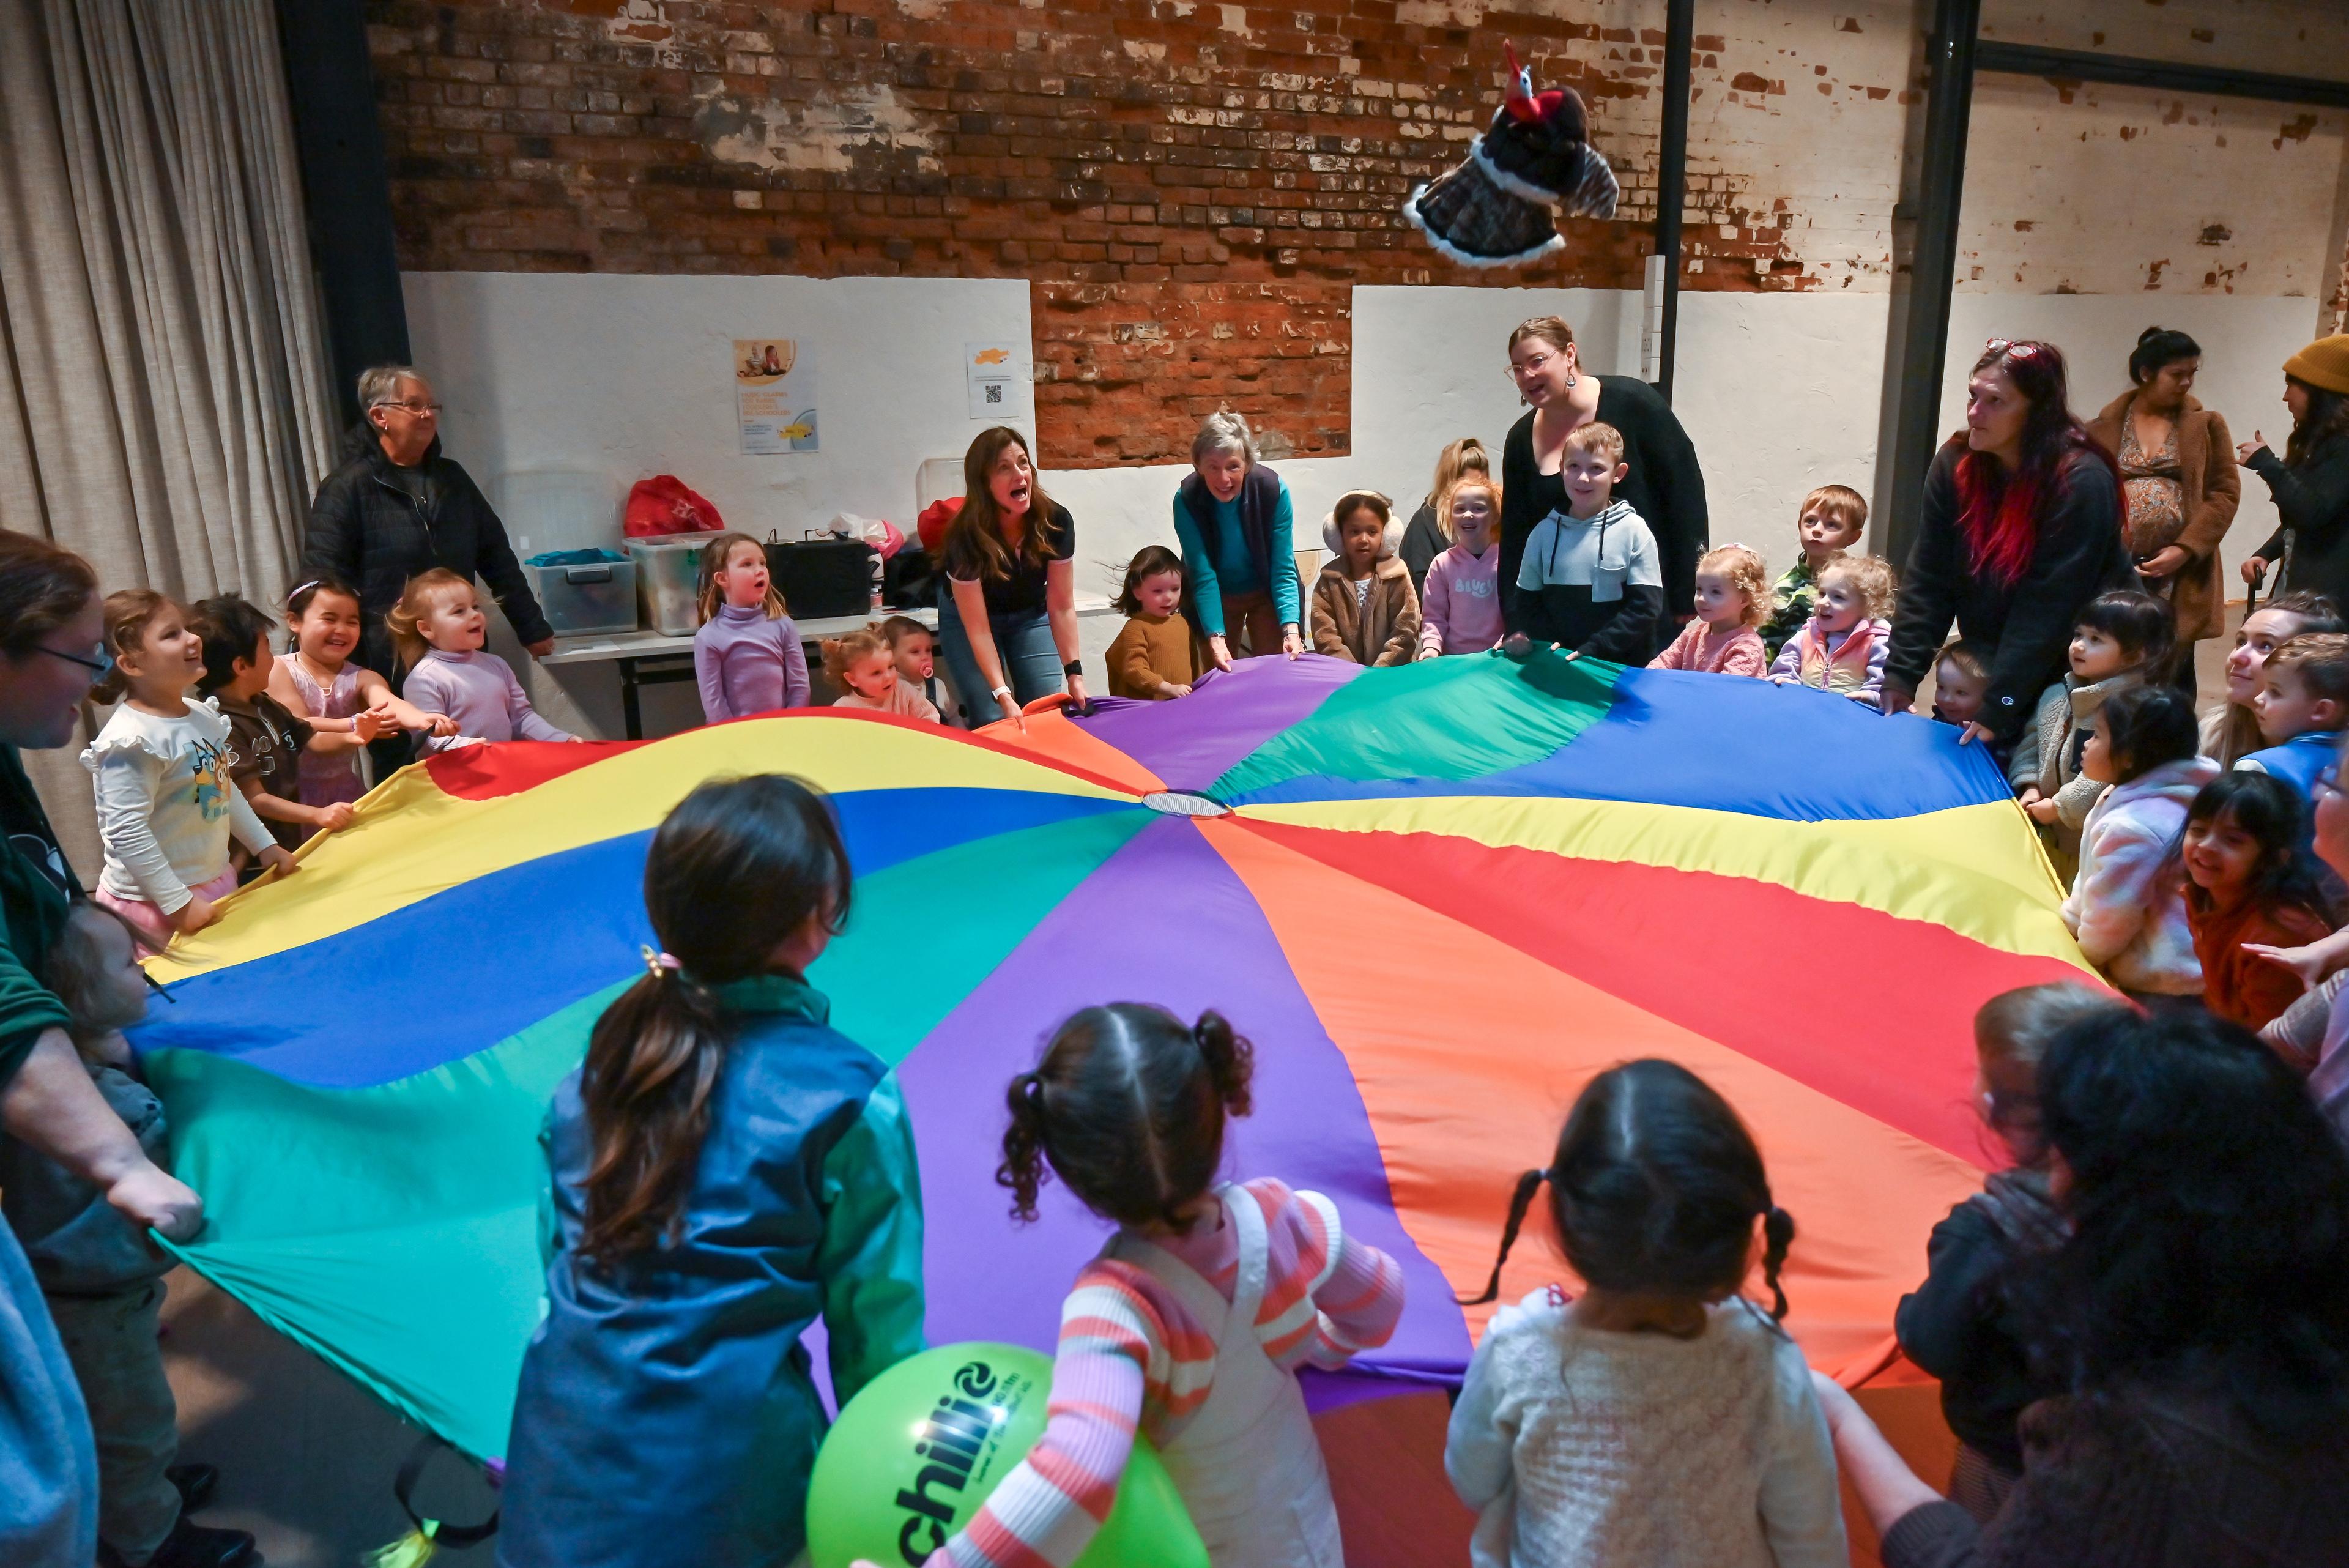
525, 549, 638, 636
629, 535, 708, 637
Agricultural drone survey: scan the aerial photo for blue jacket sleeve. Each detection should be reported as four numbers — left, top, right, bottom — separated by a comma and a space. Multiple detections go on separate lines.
1171, 494, 1225, 637
1269, 484, 1301, 630
817, 1070, 926, 1405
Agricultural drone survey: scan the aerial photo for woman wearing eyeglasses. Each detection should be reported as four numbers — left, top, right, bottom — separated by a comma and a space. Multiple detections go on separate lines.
302, 364, 556, 774
1499, 316, 1709, 656
2237, 335, 2349, 613
1882, 339, 2139, 744
0, 532, 205, 1568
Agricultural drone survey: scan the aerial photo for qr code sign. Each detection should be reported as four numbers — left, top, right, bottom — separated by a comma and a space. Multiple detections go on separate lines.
985, 384, 1003, 404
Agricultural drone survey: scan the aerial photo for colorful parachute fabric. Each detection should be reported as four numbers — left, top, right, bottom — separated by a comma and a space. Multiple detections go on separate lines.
136, 653, 2090, 1464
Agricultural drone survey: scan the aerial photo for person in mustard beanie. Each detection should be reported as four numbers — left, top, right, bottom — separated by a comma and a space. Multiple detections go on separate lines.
2240, 334, 2349, 611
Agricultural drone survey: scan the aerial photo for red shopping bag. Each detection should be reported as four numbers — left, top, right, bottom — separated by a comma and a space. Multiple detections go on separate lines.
625, 475, 725, 538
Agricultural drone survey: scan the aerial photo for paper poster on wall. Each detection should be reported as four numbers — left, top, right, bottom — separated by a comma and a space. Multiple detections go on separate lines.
964, 341, 1022, 420
735, 338, 818, 455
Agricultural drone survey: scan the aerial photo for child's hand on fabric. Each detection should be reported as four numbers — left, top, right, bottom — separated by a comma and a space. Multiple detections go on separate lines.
2017, 786, 2043, 807
170, 894, 220, 935
1162, 682, 1193, 698
2024, 796, 2061, 825
1499, 633, 1534, 662
313, 801, 357, 833
256, 845, 299, 879
2243, 941, 2327, 991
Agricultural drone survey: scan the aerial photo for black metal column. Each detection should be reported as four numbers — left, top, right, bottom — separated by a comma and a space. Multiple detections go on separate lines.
275, 0, 409, 426
1652, 0, 1696, 403
1883, 0, 1980, 568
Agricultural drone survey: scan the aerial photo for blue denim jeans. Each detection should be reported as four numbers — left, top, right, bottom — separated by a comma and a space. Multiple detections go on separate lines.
937, 597, 1062, 729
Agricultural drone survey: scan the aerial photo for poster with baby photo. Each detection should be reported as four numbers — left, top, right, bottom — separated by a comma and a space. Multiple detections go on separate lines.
735, 338, 818, 455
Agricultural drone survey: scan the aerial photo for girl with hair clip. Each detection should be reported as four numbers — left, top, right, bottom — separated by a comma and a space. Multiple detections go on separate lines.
267, 576, 445, 806
692, 531, 809, 723
1446, 1058, 1845, 1568
922, 1003, 1404, 1568
499, 775, 926, 1568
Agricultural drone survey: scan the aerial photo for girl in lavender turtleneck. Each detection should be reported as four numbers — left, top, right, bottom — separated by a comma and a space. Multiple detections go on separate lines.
692, 532, 810, 723
392, 569, 578, 750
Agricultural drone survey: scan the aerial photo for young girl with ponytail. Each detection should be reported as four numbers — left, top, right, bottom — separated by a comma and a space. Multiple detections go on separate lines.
929, 1003, 1404, 1568
498, 775, 926, 1568
1445, 1059, 1846, 1568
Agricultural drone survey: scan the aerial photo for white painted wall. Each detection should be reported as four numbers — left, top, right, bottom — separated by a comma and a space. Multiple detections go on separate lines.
403, 272, 1034, 546
404, 268, 2331, 737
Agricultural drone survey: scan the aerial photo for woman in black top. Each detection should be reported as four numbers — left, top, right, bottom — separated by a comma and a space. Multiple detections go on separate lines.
1880, 340, 2137, 744
1497, 316, 1708, 648
937, 426, 1088, 730
2237, 335, 2349, 611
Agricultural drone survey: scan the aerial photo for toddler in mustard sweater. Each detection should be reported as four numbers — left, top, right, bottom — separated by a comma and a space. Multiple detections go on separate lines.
1107, 546, 1200, 700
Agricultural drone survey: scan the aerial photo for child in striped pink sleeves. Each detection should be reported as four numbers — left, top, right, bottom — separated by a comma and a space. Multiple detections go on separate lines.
936, 1004, 1403, 1568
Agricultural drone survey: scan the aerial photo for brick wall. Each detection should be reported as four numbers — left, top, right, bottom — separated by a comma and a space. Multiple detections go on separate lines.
365, 0, 1930, 464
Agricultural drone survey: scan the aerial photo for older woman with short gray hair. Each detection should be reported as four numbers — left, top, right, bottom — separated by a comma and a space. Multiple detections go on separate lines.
1172, 412, 1304, 666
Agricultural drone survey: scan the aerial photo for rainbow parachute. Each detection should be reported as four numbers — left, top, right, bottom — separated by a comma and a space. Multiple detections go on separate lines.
138, 655, 2085, 1462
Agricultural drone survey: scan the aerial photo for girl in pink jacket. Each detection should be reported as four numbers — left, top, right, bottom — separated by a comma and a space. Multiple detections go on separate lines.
1416, 475, 1506, 658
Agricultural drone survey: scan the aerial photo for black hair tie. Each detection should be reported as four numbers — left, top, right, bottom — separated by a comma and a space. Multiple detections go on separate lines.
1458, 1167, 1549, 1307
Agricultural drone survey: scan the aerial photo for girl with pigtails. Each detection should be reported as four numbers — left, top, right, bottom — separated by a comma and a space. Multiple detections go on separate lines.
498, 775, 925, 1568
1445, 1059, 1846, 1568
926, 1004, 1405, 1568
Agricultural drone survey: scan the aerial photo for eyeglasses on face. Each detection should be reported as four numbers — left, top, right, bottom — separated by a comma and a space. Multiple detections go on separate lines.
374, 399, 442, 415
35, 641, 114, 681
1508, 350, 1562, 380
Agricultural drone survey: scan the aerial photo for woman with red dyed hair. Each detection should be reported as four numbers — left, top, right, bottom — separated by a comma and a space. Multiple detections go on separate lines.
1881, 340, 2139, 743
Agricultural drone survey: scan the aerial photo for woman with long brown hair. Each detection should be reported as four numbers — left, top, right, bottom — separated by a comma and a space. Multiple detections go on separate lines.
938, 425, 1088, 729
2239, 335, 2349, 612
1881, 340, 2138, 743
499, 774, 925, 1568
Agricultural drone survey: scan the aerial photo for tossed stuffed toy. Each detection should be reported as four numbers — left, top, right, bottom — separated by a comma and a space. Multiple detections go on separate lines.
1405, 44, 1619, 266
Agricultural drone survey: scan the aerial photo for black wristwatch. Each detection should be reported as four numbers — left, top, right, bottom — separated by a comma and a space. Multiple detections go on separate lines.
1063, 660, 1083, 678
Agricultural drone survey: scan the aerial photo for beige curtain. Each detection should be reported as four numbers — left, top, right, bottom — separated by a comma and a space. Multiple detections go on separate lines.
0, 0, 337, 876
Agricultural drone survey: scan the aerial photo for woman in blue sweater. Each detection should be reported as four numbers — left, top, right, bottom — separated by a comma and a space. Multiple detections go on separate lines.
499, 775, 925, 1568
1172, 412, 1304, 667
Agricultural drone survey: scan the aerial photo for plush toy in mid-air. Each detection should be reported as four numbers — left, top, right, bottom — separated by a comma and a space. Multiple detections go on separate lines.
1404, 44, 1619, 267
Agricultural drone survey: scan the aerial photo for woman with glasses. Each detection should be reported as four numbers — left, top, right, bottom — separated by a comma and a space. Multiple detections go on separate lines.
0, 532, 206, 1568
1498, 316, 1709, 656
1881, 340, 2138, 745
302, 364, 556, 773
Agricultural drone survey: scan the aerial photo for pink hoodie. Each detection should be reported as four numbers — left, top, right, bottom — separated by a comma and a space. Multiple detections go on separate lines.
1419, 541, 1504, 656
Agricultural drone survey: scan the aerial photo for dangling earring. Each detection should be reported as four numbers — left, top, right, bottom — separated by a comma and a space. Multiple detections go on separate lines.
1565, 370, 1578, 390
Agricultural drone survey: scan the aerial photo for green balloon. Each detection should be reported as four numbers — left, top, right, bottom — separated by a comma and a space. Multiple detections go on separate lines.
808, 1342, 1207, 1568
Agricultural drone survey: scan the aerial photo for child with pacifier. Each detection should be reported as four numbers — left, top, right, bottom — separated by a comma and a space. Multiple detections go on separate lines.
825, 626, 943, 722
882, 615, 962, 725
